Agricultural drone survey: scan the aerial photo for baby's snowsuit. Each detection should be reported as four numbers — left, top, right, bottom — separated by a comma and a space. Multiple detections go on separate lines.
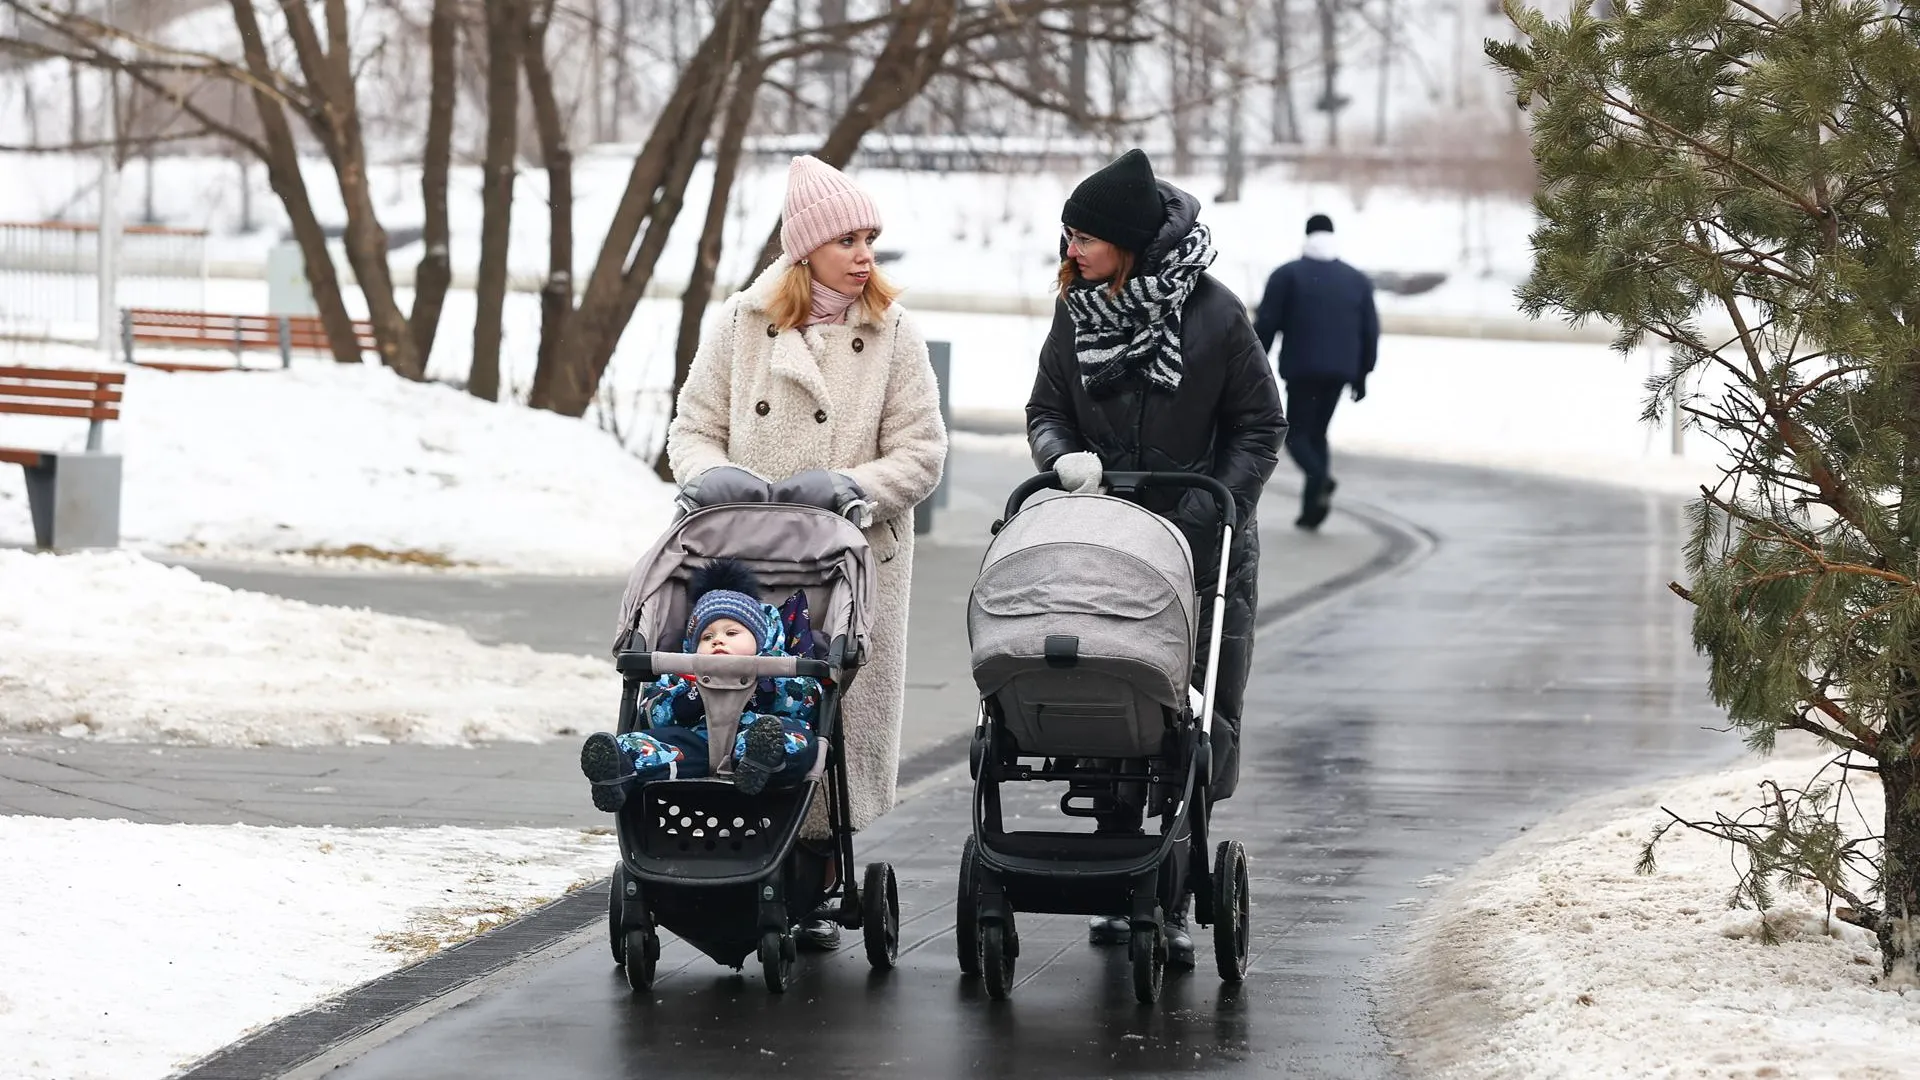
611, 595, 822, 786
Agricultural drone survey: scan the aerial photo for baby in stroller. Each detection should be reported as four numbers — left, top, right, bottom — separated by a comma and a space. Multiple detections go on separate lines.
579, 558, 822, 809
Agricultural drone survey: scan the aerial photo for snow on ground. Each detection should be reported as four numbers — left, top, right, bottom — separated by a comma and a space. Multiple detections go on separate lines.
0, 815, 616, 1080
0, 349, 677, 572
0, 550, 612, 746
1385, 741, 1919, 1079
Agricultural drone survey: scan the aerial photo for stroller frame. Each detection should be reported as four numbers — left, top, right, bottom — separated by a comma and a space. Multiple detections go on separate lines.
959, 471, 1253, 1004
603, 502, 900, 995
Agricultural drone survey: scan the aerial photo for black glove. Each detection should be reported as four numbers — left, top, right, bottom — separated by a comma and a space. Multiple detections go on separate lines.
1351, 377, 1368, 403
771, 469, 874, 527
676, 466, 771, 513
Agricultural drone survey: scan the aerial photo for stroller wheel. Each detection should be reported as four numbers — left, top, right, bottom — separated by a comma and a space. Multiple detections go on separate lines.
607, 864, 630, 965
760, 930, 795, 994
862, 862, 900, 970
1130, 925, 1164, 1004
955, 836, 981, 975
622, 928, 658, 992
1213, 840, 1251, 983
980, 921, 1016, 1001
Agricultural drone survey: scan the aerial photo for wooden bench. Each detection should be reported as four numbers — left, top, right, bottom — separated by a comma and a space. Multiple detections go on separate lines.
120, 308, 377, 371
0, 365, 125, 548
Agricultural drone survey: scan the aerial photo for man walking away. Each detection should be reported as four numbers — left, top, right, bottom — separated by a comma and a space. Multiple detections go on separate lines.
1254, 213, 1378, 530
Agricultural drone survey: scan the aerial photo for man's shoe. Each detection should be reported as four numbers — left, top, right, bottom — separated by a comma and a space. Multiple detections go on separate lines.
579, 732, 632, 813
1088, 914, 1130, 945
1165, 910, 1195, 969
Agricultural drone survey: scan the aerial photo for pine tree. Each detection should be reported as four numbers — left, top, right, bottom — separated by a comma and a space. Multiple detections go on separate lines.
1490, 0, 1920, 985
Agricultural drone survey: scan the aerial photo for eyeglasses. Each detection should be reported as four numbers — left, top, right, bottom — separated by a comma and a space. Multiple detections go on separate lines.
1062, 226, 1103, 249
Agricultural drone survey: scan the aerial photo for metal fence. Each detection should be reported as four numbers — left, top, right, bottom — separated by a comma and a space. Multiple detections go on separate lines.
0, 221, 208, 342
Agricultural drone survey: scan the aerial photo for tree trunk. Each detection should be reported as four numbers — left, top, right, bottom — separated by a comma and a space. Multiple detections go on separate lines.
542, 0, 767, 418
746, 0, 959, 276
229, 0, 361, 366
276, 0, 424, 380
612, 0, 631, 141
1271, 0, 1298, 143
470, 0, 527, 403
1882, 753, 1920, 986
1317, 0, 1340, 147
524, 0, 576, 413
1067, 5, 1089, 127
658, 58, 764, 482
1374, 0, 1394, 145
411, 0, 457, 369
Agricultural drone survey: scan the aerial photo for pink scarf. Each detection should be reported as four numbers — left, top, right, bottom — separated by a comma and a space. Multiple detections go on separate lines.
806, 280, 860, 326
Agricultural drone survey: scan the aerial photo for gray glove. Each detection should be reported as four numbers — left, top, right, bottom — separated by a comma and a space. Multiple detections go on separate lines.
1053, 451, 1103, 494
771, 468, 875, 528
676, 466, 771, 513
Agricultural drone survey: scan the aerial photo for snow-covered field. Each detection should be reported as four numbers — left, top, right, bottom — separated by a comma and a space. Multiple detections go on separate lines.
1386, 742, 1918, 1078
0, 550, 612, 746
0, 350, 678, 572
0, 815, 615, 1080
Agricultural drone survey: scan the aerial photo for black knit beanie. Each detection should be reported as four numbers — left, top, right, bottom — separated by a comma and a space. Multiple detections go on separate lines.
1306, 213, 1335, 234
1062, 149, 1164, 255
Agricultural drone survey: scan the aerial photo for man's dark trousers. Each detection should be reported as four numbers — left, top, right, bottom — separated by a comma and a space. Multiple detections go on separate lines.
1285, 375, 1346, 514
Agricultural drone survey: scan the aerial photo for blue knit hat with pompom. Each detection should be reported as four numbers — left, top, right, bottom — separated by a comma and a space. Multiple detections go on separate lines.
685, 558, 770, 652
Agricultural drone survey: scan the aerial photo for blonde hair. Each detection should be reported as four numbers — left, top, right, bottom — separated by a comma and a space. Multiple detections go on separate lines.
1056, 248, 1136, 301
767, 261, 902, 333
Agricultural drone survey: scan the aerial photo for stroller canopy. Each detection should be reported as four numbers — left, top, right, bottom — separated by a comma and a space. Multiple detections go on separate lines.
968, 492, 1197, 758
614, 503, 875, 664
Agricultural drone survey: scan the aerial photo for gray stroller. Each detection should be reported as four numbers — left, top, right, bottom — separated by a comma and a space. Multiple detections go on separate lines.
605, 488, 899, 993
958, 470, 1252, 1003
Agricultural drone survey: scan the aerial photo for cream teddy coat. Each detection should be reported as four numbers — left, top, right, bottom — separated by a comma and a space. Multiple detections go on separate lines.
666, 255, 948, 834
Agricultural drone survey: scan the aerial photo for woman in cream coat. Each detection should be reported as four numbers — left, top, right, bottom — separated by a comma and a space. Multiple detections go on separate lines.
666, 156, 947, 947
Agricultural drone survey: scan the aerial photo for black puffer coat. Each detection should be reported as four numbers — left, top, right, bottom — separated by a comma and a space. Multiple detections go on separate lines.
1026, 182, 1287, 800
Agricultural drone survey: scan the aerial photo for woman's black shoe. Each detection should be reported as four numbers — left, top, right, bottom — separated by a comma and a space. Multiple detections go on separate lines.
797, 917, 843, 951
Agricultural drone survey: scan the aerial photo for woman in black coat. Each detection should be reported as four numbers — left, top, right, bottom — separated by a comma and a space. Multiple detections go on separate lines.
1026, 148, 1288, 964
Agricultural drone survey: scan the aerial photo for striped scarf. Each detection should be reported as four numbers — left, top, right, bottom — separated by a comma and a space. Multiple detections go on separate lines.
1066, 222, 1216, 397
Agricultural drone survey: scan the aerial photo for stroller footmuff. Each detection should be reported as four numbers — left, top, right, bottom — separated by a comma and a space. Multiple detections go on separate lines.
958, 471, 1253, 1004
603, 497, 900, 993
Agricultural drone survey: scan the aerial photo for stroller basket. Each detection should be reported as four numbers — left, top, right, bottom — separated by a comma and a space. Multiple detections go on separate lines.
626, 779, 813, 884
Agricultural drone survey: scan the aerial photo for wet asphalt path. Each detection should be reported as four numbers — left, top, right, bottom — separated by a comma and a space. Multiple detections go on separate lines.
288, 456, 1735, 1080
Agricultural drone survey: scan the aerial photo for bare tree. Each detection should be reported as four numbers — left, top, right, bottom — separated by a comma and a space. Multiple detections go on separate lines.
411, 0, 457, 365
1270, 0, 1299, 143
470, 0, 528, 402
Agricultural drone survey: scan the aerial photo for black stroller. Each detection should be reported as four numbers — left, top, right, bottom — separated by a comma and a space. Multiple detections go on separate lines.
604, 496, 899, 993
957, 471, 1251, 1003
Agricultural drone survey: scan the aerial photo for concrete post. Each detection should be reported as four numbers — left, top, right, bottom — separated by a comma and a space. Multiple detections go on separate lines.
278, 316, 292, 369
915, 340, 953, 536
119, 307, 132, 366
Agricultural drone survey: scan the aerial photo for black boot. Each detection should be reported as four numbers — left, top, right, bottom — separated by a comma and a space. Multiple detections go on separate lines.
579, 732, 633, 813
1165, 907, 1195, 969
1088, 915, 1130, 945
733, 715, 787, 796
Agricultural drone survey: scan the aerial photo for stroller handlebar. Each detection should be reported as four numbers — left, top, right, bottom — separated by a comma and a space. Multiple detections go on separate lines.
1001, 470, 1238, 533
617, 650, 833, 683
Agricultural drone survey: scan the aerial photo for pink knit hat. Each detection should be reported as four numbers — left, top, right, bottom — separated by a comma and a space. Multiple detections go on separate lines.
780, 156, 882, 261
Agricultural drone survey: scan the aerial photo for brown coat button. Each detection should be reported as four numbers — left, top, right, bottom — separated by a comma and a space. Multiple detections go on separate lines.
766, 324, 778, 338
851, 337, 864, 352
755, 400, 770, 416
814, 409, 828, 424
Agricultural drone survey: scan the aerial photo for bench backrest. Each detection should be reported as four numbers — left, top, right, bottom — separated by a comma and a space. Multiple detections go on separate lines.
0, 365, 124, 423
124, 308, 377, 353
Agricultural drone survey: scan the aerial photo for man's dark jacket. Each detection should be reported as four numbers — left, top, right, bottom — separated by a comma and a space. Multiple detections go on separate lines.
1025, 182, 1287, 800
1253, 253, 1379, 384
